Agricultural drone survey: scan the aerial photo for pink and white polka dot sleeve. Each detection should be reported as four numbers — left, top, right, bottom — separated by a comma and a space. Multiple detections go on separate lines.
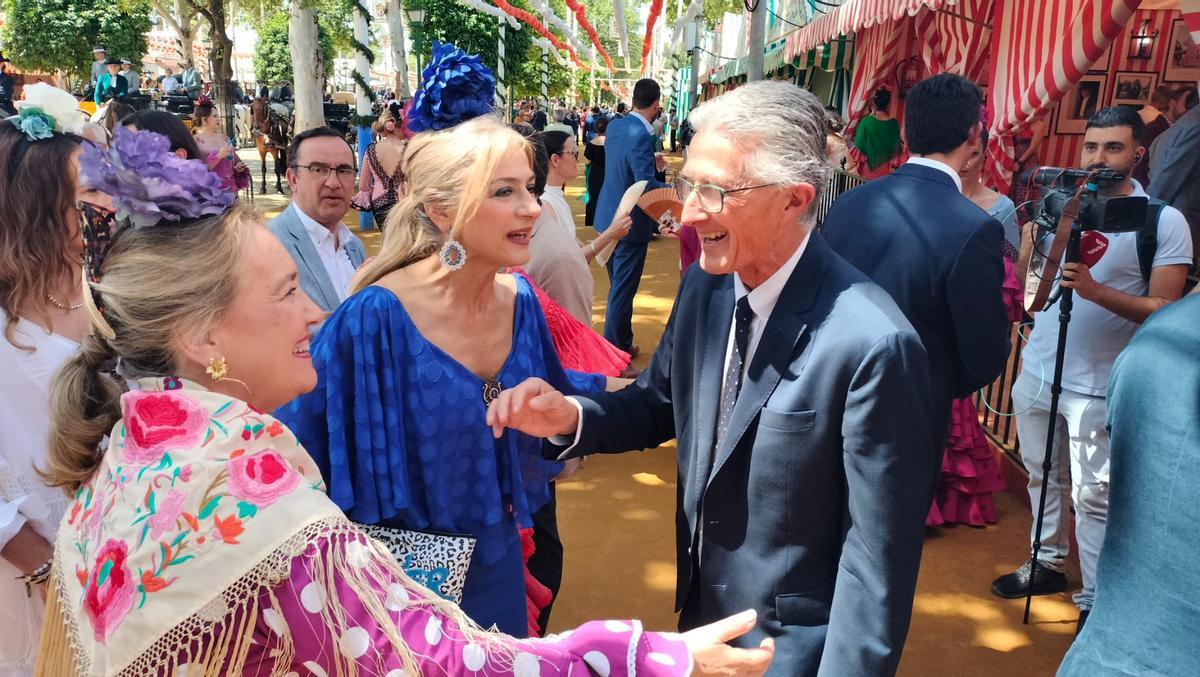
245, 536, 692, 676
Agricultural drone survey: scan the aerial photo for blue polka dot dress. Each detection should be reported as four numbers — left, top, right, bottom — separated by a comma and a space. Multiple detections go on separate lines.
277, 275, 604, 637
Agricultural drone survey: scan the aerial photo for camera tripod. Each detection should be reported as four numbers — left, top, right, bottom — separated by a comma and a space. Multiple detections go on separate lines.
1024, 223, 1082, 625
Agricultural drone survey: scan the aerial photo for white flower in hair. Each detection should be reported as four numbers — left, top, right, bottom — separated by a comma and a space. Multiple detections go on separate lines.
15, 82, 86, 136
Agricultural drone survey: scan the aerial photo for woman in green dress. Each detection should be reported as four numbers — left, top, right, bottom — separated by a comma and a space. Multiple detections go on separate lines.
853, 89, 903, 179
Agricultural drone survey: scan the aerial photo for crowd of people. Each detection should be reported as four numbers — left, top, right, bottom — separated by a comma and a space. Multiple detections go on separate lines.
0, 36, 1197, 677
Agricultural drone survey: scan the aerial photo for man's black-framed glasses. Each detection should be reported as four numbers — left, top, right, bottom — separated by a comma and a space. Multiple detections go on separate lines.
295, 163, 357, 182
677, 177, 778, 214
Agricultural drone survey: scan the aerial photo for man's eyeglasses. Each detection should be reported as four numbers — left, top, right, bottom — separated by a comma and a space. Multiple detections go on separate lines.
295, 163, 357, 182
677, 178, 779, 214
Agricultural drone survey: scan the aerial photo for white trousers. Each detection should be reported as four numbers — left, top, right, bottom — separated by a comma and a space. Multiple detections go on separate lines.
1012, 369, 1111, 610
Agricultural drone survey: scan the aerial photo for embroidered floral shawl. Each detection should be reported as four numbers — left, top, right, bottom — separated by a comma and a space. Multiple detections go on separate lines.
37, 379, 450, 676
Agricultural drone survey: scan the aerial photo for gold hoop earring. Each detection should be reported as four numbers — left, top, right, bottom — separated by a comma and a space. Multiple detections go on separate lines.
205, 356, 228, 382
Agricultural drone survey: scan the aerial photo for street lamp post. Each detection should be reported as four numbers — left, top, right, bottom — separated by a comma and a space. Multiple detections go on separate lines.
407, 8, 426, 86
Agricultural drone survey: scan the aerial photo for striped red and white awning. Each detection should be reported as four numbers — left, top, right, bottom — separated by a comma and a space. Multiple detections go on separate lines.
985, 0, 1141, 191
786, 0, 958, 58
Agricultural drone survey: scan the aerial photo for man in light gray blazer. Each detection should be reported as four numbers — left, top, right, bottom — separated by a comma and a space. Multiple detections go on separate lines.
267, 127, 366, 314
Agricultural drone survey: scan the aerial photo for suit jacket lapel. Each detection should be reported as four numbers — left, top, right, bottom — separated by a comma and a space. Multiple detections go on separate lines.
705, 233, 832, 490
690, 275, 734, 504
285, 205, 340, 309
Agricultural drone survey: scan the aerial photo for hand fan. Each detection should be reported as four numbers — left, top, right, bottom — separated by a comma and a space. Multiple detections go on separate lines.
596, 180, 648, 266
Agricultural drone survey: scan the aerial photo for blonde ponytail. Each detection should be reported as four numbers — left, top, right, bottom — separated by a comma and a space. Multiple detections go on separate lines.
43, 335, 124, 490
351, 115, 533, 292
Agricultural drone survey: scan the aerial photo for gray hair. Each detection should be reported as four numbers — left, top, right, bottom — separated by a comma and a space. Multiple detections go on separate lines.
689, 81, 830, 221
553, 108, 566, 123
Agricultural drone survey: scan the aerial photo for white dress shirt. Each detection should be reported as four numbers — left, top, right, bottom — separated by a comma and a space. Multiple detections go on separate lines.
296, 205, 357, 302
905, 156, 963, 193
721, 234, 811, 387
632, 110, 655, 135
553, 234, 812, 457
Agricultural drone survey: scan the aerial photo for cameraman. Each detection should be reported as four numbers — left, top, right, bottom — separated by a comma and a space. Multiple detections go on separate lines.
991, 106, 1193, 634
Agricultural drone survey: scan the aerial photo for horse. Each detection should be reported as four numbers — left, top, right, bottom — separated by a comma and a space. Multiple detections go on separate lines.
233, 102, 254, 148
250, 97, 292, 194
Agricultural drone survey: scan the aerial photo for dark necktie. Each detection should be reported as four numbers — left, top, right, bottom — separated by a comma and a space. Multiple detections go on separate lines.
715, 296, 754, 452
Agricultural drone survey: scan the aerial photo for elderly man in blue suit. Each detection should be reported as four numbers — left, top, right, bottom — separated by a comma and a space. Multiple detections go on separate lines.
822, 73, 1010, 453
488, 81, 935, 676
593, 78, 671, 356
268, 127, 366, 314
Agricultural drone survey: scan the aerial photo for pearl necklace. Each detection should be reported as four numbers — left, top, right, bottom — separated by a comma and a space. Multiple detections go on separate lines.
45, 293, 83, 311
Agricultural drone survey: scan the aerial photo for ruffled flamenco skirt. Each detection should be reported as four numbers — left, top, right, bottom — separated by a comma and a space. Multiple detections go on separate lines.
519, 271, 631, 377
926, 258, 1022, 527
926, 398, 1007, 527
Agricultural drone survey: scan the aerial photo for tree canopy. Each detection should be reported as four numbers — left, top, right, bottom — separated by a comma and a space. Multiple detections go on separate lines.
253, 11, 336, 87
1, 0, 153, 79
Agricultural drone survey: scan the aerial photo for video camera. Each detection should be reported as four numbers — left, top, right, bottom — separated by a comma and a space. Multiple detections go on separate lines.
1019, 166, 1147, 234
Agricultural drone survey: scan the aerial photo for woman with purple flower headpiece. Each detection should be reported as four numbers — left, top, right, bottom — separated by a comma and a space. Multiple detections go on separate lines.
0, 82, 110, 675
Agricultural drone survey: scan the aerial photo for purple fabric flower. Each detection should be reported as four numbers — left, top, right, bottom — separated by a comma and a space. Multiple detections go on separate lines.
81, 127, 234, 228
407, 41, 496, 133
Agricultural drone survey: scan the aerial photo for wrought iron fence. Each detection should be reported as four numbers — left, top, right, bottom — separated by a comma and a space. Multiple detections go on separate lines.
974, 322, 1032, 463
815, 169, 867, 227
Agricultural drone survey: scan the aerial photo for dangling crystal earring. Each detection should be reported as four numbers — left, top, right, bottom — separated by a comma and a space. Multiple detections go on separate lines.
205, 356, 228, 382
439, 239, 467, 271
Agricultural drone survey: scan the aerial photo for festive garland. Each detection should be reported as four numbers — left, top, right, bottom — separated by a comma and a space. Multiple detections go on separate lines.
491, 0, 590, 71
528, 0, 592, 61
667, 0, 705, 56
533, 37, 570, 68
612, 0, 629, 68
563, 0, 616, 73
459, 0, 521, 29
641, 0, 664, 74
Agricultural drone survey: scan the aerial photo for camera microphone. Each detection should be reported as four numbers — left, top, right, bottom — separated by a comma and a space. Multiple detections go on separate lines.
1044, 231, 1110, 307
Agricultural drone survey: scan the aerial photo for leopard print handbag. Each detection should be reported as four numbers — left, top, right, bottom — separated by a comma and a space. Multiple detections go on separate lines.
355, 524, 476, 603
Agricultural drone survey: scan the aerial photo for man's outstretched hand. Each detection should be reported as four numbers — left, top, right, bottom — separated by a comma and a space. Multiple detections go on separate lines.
485, 377, 580, 440
684, 610, 775, 676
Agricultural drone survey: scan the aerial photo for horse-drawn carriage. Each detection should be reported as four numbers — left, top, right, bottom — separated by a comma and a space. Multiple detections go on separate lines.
249, 97, 293, 194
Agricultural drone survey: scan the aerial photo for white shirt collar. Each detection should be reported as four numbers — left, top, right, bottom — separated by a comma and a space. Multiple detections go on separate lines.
732, 232, 811, 319
632, 110, 654, 134
295, 204, 351, 251
906, 156, 964, 193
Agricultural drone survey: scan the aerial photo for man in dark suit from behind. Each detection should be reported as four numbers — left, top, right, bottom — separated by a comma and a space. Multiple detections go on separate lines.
488, 81, 936, 675
592, 78, 671, 356
823, 73, 1010, 450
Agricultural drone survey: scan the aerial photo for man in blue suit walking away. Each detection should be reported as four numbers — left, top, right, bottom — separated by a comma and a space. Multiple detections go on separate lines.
822, 73, 1011, 451
593, 78, 670, 356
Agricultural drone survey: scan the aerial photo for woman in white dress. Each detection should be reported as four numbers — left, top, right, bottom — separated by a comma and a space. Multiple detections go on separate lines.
0, 84, 108, 676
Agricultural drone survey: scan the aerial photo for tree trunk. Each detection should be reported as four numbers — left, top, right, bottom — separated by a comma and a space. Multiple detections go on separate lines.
175, 0, 196, 64
386, 0, 410, 98
290, 4, 326, 133
204, 0, 236, 139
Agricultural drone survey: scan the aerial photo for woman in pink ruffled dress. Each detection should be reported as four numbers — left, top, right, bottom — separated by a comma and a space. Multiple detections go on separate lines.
926, 130, 1024, 527
192, 98, 250, 195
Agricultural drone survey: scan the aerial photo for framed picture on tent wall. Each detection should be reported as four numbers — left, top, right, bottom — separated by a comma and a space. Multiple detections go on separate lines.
1164, 19, 1200, 82
1056, 74, 1107, 135
1112, 71, 1159, 106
